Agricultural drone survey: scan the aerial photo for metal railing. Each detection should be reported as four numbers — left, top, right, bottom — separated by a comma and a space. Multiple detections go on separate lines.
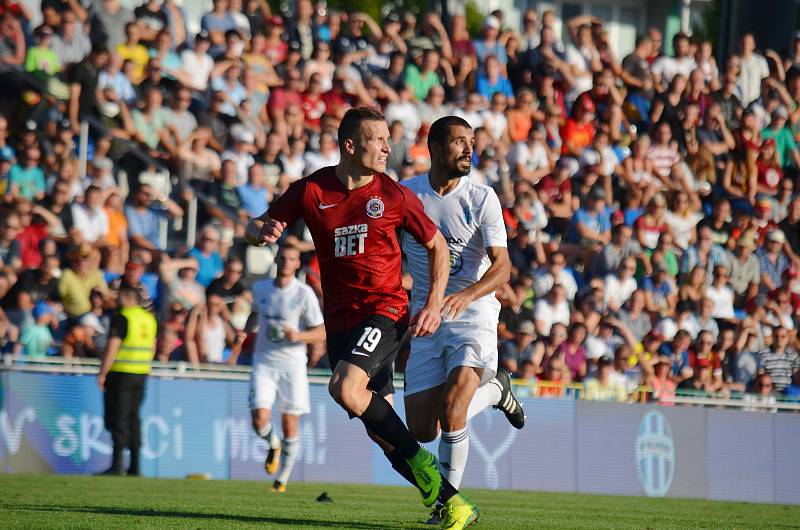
4, 356, 799, 412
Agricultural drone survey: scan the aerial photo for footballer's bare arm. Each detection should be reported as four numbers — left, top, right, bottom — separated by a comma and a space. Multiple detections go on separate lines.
245, 213, 287, 246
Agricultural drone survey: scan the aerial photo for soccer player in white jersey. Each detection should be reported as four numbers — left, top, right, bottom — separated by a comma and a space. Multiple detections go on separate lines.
249, 244, 325, 492
402, 116, 525, 523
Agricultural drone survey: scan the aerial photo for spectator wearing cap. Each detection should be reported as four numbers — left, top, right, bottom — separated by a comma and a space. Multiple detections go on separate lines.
757, 229, 790, 293
18, 301, 55, 357
761, 105, 800, 168
727, 230, 761, 305
473, 15, 507, 76
9, 146, 45, 201
583, 354, 627, 402
499, 320, 536, 374
59, 243, 108, 320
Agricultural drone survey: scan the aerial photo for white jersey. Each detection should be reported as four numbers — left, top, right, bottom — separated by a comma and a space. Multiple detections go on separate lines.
251, 277, 324, 369
401, 175, 507, 321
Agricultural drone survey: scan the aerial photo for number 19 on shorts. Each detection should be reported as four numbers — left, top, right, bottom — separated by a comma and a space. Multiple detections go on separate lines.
355, 326, 382, 353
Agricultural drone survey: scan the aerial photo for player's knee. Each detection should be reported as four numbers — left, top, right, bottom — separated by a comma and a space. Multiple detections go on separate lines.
409, 421, 439, 443
328, 376, 359, 414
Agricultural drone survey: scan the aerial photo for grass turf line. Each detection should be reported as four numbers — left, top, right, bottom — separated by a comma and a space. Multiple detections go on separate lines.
0, 475, 798, 529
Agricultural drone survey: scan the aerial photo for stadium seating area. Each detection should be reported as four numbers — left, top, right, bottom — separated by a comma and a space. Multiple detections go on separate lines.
0, 0, 798, 407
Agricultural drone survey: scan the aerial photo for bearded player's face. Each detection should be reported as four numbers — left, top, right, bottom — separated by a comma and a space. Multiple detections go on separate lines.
442, 125, 474, 178
355, 120, 391, 174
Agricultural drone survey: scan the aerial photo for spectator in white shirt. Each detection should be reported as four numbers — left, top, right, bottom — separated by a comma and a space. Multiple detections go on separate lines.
508, 123, 552, 184
651, 32, 696, 88
706, 264, 736, 321
604, 256, 638, 312
71, 185, 109, 245
532, 251, 578, 301
737, 33, 769, 107
534, 284, 571, 337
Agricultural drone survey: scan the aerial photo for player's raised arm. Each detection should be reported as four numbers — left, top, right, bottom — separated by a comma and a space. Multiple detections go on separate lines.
245, 179, 306, 246
245, 213, 286, 246
411, 230, 450, 337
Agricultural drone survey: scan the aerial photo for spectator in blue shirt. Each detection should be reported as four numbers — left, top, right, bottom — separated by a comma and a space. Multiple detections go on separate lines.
757, 229, 790, 293
188, 226, 224, 287
641, 263, 677, 317
568, 186, 611, 247
124, 184, 183, 251
658, 329, 693, 383
201, 0, 237, 57
472, 16, 507, 74
238, 164, 270, 218
476, 55, 514, 104
9, 146, 45, 201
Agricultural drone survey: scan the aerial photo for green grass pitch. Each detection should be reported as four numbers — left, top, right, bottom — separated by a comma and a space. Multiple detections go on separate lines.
0, 474, 798, 529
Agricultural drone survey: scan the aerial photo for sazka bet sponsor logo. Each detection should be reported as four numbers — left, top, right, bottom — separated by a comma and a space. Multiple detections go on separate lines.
334, 224, 368, 257
635, 410, 675, 497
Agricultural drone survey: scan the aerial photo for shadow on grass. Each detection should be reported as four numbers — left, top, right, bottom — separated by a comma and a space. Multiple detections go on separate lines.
11, 504, 403, 529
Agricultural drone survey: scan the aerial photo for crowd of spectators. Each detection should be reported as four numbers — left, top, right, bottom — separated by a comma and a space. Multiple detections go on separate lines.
0, 1, 798, 408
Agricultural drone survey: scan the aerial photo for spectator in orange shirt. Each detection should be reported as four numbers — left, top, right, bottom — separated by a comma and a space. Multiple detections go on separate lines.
560, 96, 596, 156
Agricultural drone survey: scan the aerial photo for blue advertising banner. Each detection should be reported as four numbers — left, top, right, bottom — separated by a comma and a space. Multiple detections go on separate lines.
1, 371, 799, 504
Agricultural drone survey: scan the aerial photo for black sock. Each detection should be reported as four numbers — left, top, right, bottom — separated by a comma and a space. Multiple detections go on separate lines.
439, 477, 458, 503
385, 448, 420, 491
358, 394, 420, 459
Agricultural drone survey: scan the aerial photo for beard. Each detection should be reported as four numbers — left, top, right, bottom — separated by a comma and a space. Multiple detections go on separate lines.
447, 157, 472, 179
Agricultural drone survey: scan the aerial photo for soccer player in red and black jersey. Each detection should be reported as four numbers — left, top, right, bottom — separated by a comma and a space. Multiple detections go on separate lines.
246, 108, 478, 526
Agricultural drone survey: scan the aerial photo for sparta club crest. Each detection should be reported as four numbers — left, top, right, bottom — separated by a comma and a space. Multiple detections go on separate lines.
366, 196, 385, 218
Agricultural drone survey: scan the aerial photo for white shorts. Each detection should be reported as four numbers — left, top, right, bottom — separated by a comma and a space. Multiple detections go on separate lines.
404, 319, 498, 396
249, 363, 311, 415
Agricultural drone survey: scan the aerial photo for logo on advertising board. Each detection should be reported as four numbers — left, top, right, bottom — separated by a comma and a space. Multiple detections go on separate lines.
635, 411, 675, 497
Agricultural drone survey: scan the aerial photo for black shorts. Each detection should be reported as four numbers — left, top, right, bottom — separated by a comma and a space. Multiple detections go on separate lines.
326, 314, 408, 397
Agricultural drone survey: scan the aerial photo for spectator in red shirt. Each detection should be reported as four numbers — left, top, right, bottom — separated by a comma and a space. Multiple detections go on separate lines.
301, 73, 327, 132
15, 200, 48, 270
267, 68, 304, 124
560, 96, 596, 156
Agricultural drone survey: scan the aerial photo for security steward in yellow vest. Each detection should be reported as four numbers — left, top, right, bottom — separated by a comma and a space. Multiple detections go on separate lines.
97, 286, 157, 476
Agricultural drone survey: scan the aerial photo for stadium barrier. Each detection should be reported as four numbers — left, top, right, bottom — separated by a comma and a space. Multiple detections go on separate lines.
1, 360, 799, 504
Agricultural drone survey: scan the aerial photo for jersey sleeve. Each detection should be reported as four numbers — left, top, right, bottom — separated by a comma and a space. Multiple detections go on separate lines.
479, 189, 508, 248
301, 286, 325, 329
267, 178, 307, 225
400, 185, 438, 245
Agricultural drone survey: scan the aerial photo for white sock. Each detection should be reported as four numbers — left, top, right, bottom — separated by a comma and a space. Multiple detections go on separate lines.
466, 381, 502, 421
257, 423, 281, 450
277, 436, 300, 484
438, 427, 469, 490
